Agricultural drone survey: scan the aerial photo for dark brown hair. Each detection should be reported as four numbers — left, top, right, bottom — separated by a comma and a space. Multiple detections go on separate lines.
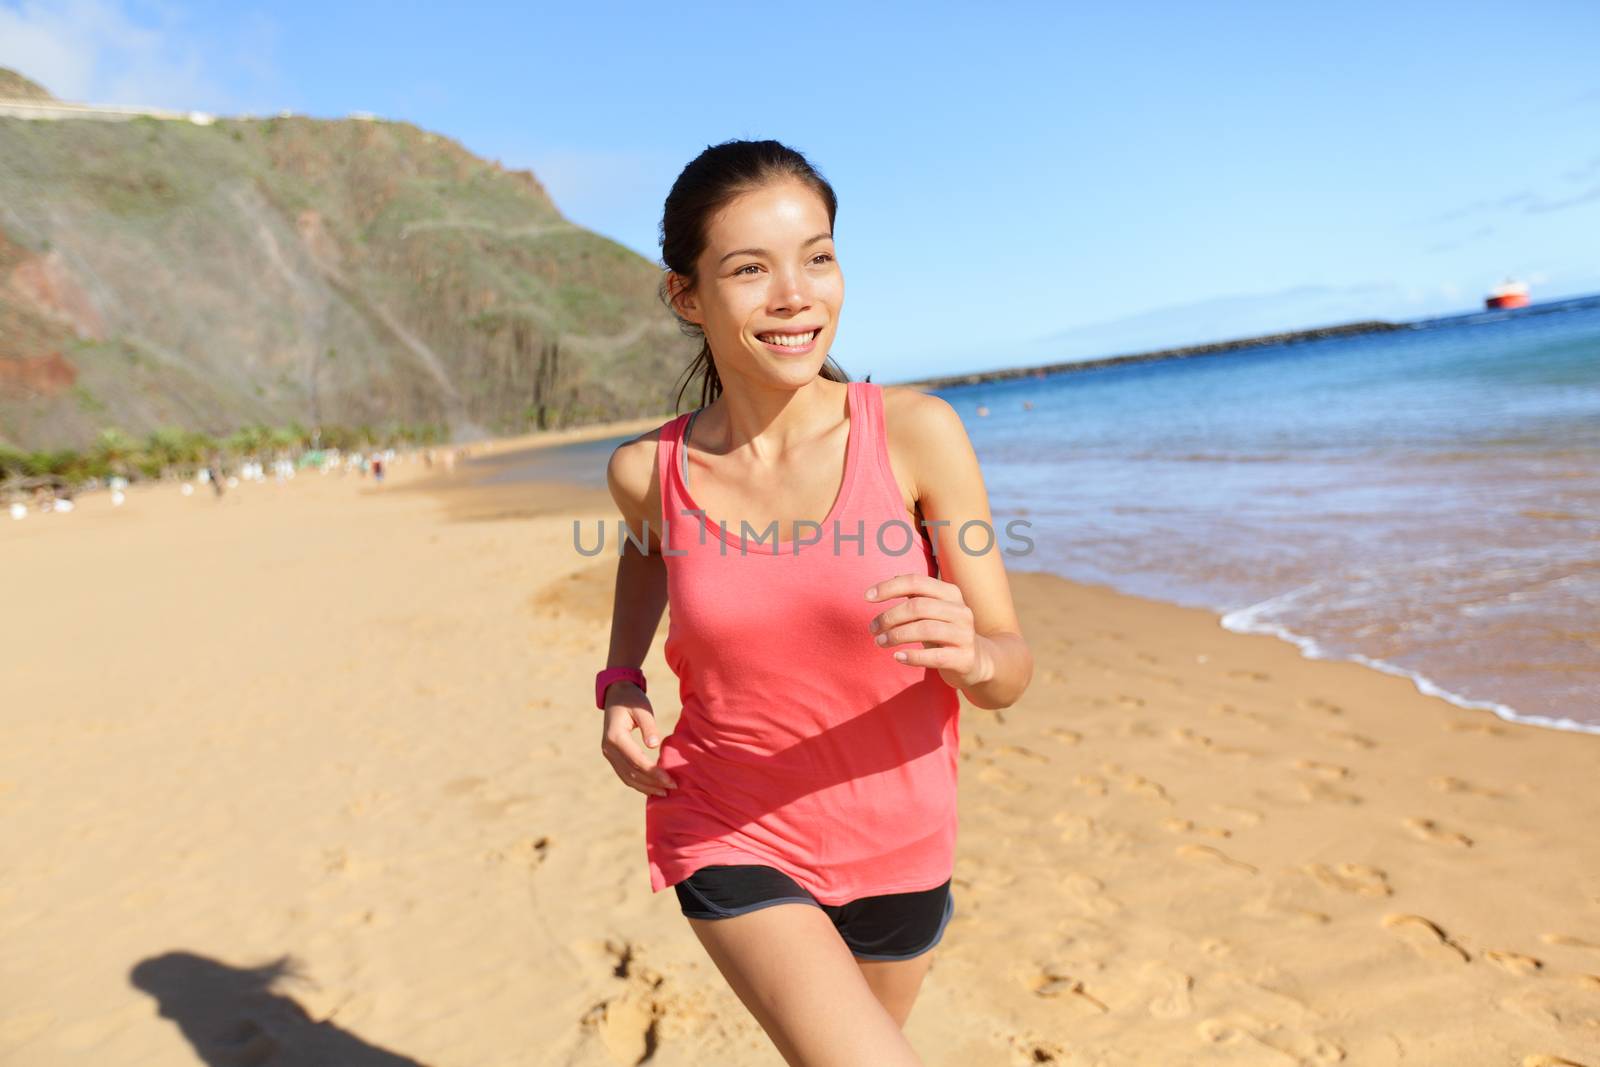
658, 139, 856, 412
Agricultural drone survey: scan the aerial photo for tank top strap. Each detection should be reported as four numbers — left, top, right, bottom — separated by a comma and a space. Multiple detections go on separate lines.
657, 409, 693, 538
850, 380, 909, 521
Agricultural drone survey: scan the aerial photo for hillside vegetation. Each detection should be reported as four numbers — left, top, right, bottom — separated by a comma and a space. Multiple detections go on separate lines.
0, 69, 696, 450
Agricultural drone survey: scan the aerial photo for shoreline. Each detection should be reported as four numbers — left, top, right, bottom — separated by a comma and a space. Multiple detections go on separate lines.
17, 420, 1589, 742
434, 444, 1600, 742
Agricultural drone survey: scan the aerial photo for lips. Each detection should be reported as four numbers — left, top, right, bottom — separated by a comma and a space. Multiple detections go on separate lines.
755, 328, 821, 346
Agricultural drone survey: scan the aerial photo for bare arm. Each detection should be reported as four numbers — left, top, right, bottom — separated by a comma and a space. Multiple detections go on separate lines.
604, 435, 669, 679
867, 388, 1034, 710
598, 431, 677, 795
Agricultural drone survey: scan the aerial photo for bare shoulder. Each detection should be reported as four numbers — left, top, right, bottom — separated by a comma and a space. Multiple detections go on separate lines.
606, 420, 673, 532
880, 383, 963, 436
878, 384, 974, 501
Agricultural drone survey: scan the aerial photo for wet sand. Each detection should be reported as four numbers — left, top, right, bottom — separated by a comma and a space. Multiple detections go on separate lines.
2, 440, 1597, 1065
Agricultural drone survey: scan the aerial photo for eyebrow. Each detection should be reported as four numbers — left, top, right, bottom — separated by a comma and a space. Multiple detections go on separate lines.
718, 232, 834, 267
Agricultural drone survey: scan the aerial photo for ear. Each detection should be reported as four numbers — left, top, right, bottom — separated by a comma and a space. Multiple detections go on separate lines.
666, 272, 701, 324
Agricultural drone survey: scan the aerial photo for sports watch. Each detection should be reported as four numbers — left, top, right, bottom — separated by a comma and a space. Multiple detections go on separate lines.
595, 666, 647, 709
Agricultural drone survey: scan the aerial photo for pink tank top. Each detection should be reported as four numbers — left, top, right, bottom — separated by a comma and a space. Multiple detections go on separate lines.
646, 380, 961, 905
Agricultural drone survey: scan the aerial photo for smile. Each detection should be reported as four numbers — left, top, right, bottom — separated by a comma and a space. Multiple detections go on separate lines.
755, 328, 820, 353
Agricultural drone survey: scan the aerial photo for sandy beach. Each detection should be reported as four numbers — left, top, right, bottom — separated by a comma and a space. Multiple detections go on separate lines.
2, 441, 1598, 1066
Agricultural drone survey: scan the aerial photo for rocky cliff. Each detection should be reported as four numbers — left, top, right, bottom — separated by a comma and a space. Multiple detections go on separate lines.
0, 69, 695, 449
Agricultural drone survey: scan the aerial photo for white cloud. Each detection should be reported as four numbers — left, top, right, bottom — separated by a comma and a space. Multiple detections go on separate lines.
0, 0, 279, 112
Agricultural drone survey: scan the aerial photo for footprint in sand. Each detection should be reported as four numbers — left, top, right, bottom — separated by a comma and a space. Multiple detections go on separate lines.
1163, 816, 1232, 839
1051, 811, 1097, 843
1292, 758, 1352, 780
994, 743, 1049, 762
1447, 718, 1512, 737
1138, 961, 1195, 1018
1298, 696, 1344, 716
1043, 726, 1082, 745
482, 835, 551, 869
1306, 862, 1392, 897
1073, 773, 1110, 797
1058, 871, 1122, 917
1176, 844, 1258, 874
1005, 1033, 1068, 1065
1403, 816, 1474, 848
1296, 778, 1364, 805
1382, 913, 1471, 963
1429, 774, 1509, 799
1171, 726, 1262, 758
1208, 702, 1277, 729
1540, 933, 1600, 954
1026, 969, 1110, 1012
1122, 774, 1173, 803
1502, 984, 1600, 1050
1485, 949, 1544, 975
577, 938, 674, 1066
1320, 728, 1378, 750
1115, 694, 1146, 709
1520, 1056, 1591, 1067
1195, 1012, 1345, 1063
978, 763, 1028, 793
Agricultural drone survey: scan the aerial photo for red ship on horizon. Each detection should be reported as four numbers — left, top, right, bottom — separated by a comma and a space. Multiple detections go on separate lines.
1485, 279, 1530, 310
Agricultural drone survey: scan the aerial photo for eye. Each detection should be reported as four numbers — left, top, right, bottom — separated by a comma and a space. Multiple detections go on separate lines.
812, 253, 835, 265
735, 263, 762, 276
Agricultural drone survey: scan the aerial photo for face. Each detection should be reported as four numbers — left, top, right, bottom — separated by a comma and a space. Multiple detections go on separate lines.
670, 179, 843, 388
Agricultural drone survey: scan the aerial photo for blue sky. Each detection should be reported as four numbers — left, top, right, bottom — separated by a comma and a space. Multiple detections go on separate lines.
3, 0, 1598, 382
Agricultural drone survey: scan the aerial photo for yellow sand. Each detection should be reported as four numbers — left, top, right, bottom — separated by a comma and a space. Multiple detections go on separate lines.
2, 439, 1597, 1066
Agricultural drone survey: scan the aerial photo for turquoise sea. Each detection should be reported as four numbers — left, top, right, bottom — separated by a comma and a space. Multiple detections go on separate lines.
469, 293, 1600, 734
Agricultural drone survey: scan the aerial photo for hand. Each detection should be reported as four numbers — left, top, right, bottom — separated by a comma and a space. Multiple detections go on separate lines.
599, 682, 678, 797
866, 573, 993, 691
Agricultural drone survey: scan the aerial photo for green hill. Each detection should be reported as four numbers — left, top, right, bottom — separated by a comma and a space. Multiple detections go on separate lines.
0, 69, 695, 450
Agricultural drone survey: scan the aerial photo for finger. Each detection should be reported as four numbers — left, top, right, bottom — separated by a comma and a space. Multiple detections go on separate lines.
891, 644, 969, 669
604, 733, 656, 778
624, 767, 668, 797
605, 749, 673, 795
634, 710, 662, 748
866, 573, 955, 605
607, 733, 678, 788
877, 619, 969, 649
865, 572, 935, 603
870, 595, 965, 635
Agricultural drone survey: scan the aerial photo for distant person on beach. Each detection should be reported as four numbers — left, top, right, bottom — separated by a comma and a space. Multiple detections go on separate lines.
205, 458, 226, 497
372, 456, 385, 484
599, 140, 1033, 1063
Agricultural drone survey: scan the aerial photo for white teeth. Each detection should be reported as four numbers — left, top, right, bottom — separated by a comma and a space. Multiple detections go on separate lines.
759, 329, 818, 346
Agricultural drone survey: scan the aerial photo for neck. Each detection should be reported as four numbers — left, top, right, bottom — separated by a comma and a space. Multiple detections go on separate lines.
693, 376, 847, 461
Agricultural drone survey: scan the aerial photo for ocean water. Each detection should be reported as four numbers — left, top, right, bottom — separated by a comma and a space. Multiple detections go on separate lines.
949, 294, 1600, 734
466, 294, 1600, 733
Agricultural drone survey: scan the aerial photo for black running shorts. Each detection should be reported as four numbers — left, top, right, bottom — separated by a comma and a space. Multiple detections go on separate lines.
673, 864, 955, 961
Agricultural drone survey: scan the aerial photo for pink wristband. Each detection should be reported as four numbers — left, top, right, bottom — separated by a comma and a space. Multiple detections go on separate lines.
596, 667, 647, 709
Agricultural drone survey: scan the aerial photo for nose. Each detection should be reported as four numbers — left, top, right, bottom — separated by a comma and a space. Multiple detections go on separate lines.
767, 262, 813, 314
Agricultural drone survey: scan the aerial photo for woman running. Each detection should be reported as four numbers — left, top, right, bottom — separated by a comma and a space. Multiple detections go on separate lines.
600, 139, 1033, 1065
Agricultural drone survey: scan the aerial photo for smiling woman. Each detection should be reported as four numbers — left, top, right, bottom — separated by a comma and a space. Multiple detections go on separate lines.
596, 139, 1033, 1063
655, 143, 853, 411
